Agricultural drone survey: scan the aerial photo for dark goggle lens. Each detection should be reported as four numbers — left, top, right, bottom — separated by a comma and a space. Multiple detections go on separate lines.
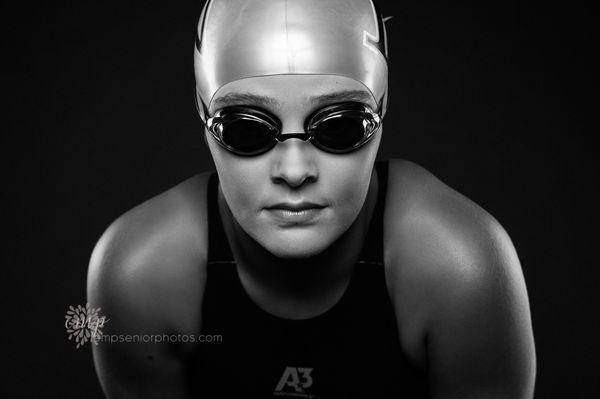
312, 114, 368, 151
219, 118, 274, 154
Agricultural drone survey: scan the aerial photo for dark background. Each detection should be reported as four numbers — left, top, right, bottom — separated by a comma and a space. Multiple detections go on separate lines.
3, 0, 596, 397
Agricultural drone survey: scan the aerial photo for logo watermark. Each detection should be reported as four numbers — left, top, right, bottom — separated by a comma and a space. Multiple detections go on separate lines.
64, 303, 108, 348
65, 303, 222, 348
97, 334, 222, 344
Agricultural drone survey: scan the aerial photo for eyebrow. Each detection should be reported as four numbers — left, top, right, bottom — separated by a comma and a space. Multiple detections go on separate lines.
212, 89, 375, 109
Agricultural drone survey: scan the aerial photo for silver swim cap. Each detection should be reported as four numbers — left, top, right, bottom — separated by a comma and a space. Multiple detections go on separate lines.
194, 0, 390, 120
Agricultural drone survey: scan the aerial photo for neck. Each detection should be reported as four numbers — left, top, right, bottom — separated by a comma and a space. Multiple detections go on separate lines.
217, 169, 379, 319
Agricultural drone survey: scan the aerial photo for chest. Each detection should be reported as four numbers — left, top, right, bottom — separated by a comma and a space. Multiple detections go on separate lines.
185, 262, 428, 398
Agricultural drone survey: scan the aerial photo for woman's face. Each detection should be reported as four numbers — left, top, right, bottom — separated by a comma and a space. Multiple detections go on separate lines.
206, 74, 382, 259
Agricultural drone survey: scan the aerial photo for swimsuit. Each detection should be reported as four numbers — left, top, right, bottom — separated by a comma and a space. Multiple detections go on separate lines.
184, 160, 429, 398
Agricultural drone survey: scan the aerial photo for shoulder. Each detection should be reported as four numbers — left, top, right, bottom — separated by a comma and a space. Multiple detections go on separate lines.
384, 158, 514, 284
87, 172, 213, 397
383, 159, 536, 397
87, 171, 212, 337
384, 158, 529, 324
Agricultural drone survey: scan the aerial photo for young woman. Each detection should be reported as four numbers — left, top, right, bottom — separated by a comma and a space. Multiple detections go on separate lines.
88, 1, 536, 397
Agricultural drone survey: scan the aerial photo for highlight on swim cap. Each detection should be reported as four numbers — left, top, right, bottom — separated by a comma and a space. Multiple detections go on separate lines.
193, 0, 390, 121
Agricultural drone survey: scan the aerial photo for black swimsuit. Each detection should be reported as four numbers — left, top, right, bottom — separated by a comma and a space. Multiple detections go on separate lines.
184, 160, 429, 398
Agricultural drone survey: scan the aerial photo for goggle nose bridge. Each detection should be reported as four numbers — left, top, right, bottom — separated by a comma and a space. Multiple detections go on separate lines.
275, 132, 312, 142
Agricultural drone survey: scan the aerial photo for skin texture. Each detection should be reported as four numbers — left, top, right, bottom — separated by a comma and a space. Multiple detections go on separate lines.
207, 74, 381, 259
87, 75, 536, 398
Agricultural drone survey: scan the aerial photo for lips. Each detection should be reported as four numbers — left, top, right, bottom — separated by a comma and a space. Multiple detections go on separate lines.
265, 201, 327, 224
266, 202, 326, 211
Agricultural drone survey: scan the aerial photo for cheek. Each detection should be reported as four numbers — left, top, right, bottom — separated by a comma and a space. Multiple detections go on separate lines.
326, 146, 378, 216
221, 170, 257, 210
329, 167, 372, 221
210, 145, 267, 221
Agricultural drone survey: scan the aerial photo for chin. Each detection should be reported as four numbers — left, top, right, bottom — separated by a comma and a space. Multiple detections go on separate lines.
258, 230, 335, 260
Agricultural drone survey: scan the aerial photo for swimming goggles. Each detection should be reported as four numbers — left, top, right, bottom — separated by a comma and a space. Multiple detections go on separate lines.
200, 101, 382, 156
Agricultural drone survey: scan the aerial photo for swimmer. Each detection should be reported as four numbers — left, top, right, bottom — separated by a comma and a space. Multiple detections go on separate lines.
88, 1, 536, 397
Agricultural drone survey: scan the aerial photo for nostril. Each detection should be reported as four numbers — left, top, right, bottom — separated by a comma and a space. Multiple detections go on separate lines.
272, 174, 317, 188
271, 161, 318, 188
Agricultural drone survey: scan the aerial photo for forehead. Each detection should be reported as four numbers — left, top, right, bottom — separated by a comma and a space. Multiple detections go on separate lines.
210, 74, 376, 112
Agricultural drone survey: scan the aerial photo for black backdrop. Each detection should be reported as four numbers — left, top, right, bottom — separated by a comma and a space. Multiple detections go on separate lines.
3, 0, 597, 397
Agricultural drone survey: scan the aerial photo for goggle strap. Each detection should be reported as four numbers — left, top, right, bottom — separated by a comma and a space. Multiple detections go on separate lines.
194, 91, 210, 123
377, 90, 385, 117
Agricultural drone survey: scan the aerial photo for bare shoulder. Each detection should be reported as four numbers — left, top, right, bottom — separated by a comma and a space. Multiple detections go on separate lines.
384, 159, 536, 397
384, 158, 516, 289
86, 172, 213, 397
87, 171, 212, 341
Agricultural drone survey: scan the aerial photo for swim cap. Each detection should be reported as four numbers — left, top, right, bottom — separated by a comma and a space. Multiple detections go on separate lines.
194, 0, 390, 120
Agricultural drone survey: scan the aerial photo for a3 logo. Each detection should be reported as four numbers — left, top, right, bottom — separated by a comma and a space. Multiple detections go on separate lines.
274, 366, 314, 397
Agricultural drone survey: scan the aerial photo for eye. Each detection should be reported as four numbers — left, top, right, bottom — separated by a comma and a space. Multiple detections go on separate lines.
219, 117, 275, 153
312, 114, 367, 150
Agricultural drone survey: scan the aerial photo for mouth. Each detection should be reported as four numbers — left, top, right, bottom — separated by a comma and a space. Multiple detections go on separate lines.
265, 202, 327, 224
266, 202, 327, 212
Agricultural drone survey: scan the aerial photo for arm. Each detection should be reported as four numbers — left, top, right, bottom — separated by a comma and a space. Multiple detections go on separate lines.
87, 223, 194, 399
385, 160, 536, 399
86, 176, 209, 398
426, 219, 536, 399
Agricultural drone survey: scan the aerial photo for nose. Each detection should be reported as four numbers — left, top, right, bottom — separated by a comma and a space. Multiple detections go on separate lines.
271, 137, 318, 188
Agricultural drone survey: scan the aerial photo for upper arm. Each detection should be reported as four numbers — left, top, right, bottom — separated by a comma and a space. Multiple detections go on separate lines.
86, 176, 209, 398
426, 220, 536, 399
87, 223, 193, 399
385, 160, 536, 398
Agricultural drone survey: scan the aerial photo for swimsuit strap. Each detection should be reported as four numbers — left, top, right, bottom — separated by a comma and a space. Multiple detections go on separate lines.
357, 159, 389, 264
206, 171, 235, 262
